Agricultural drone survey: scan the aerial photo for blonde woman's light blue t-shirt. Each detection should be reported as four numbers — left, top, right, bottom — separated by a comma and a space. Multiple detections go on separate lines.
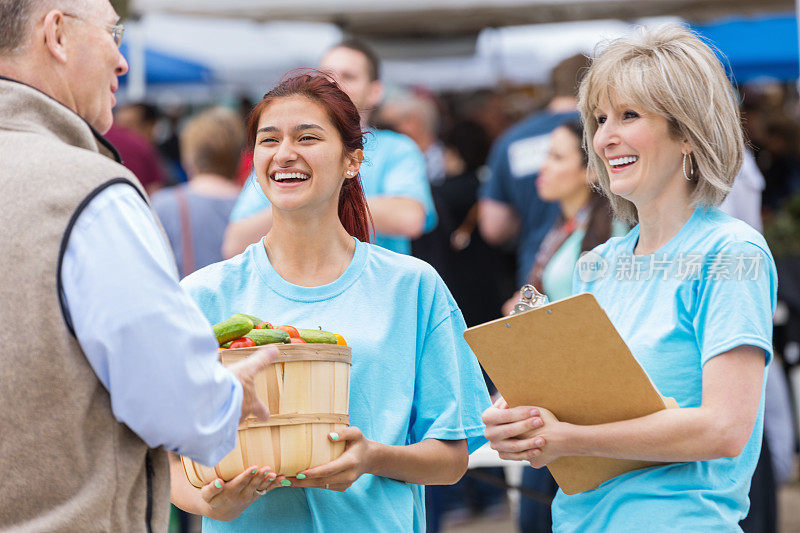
554, 206, 777, 532
181, 238, 490, 533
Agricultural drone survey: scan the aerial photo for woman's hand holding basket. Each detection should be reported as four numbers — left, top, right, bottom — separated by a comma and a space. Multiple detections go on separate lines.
201, 465, 286, 521
290, 427, 375, 492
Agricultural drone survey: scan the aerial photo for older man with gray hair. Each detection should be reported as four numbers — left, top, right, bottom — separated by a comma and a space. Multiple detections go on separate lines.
0, 1, 277, 531
378, 92, 447, 185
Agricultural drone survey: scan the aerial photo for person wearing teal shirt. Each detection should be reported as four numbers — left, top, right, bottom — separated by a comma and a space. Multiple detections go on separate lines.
483, 26, 777, 532
222, 39, 436, 258
169, 72, 490, 532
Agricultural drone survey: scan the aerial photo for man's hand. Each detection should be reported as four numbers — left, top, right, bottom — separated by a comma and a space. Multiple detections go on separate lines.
226, 345, 278, 423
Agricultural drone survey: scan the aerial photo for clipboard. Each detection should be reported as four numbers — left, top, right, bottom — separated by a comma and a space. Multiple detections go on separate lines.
463, 292, 678, 494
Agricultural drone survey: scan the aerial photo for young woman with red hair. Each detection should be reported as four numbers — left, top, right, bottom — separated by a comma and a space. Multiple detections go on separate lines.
169, 73, 491, 532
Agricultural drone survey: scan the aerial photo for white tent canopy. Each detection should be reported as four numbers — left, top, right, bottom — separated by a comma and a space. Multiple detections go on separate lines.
123, 0, 793, 100
122, 14, 652, 100
129, 0, 792, 38
123, 15, 343, 99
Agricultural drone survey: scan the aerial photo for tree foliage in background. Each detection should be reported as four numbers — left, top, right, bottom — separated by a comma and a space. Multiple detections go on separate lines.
764, 195, 800, 257
111, 0, 129, 20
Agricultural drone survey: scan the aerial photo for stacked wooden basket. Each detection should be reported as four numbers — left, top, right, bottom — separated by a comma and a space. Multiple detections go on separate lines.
182, 343, 351, 487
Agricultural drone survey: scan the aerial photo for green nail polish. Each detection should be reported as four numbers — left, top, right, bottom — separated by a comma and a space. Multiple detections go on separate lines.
296, 474, 306, 480
263, 470, 271, 476
214, 480, 222, 489
329, 432, 339, 441
269, 474, 277, 481
281, 479, 291, 487
252, 469, 258, 475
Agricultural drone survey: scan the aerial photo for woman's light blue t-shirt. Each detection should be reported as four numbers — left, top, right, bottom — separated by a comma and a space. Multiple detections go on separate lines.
180, 238, 490, 533
555, 206, 777, 533
229, 129, 437, 255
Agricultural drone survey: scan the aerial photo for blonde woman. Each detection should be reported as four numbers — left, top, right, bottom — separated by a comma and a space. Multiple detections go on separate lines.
483, 26, 777, 532
151, 107, 244, 276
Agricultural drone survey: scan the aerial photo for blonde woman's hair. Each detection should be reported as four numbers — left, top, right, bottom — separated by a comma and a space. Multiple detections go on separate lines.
180, 107, 245, 180
578, 24, 744, 225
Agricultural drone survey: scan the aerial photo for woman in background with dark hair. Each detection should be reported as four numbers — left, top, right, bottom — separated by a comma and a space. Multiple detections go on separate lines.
169, 72, 490, 532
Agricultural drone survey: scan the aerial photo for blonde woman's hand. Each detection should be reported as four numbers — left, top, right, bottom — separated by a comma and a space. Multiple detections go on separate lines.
201, 466, 285, 521
482, 398, 564, 468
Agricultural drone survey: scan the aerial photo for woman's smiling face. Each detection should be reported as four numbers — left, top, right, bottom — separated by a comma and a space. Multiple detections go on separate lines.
253, 95, 360, 214
592, 99, 688, 207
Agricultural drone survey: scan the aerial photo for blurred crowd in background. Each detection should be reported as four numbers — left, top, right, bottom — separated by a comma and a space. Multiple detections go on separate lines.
106, 16, 800, 533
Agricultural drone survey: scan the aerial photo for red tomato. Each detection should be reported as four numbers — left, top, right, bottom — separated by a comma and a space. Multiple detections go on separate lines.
277, 325, 300, 338
289, 337, 307, 344
255, 322, 273, 329
229, 337, 256, 349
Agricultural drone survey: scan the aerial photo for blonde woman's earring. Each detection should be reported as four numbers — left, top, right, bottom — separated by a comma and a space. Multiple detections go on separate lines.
682, 153, 694, 181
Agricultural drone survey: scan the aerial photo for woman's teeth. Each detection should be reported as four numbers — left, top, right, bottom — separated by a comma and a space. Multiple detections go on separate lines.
273, 172, 310, 182
609, 155, 638, 168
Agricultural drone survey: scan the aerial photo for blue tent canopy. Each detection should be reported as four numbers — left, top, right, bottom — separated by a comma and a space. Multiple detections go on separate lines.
118, 42, 212, 85
691, 14, 799, 83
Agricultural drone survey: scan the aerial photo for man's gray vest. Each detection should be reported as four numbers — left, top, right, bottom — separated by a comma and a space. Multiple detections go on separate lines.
0, 77, 170, 532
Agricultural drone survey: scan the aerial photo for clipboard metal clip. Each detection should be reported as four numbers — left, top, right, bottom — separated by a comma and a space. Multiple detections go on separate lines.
509, 284, 549, 315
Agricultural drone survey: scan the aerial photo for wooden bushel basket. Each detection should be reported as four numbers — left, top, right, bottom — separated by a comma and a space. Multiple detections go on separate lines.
181, 343, 351, 487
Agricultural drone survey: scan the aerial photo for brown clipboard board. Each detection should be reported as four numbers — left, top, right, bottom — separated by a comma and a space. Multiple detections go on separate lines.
463, 292, 678, 494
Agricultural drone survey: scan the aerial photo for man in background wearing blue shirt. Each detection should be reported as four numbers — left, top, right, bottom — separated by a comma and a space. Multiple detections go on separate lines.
222, 39, 436, 257
479, 54, 589, 289
0, 1, 276, 530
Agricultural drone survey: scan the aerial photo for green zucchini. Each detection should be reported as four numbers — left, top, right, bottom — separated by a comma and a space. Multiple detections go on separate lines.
213, 316, 253, 345
297, 328, 337, 344
245, 329, 290, 345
